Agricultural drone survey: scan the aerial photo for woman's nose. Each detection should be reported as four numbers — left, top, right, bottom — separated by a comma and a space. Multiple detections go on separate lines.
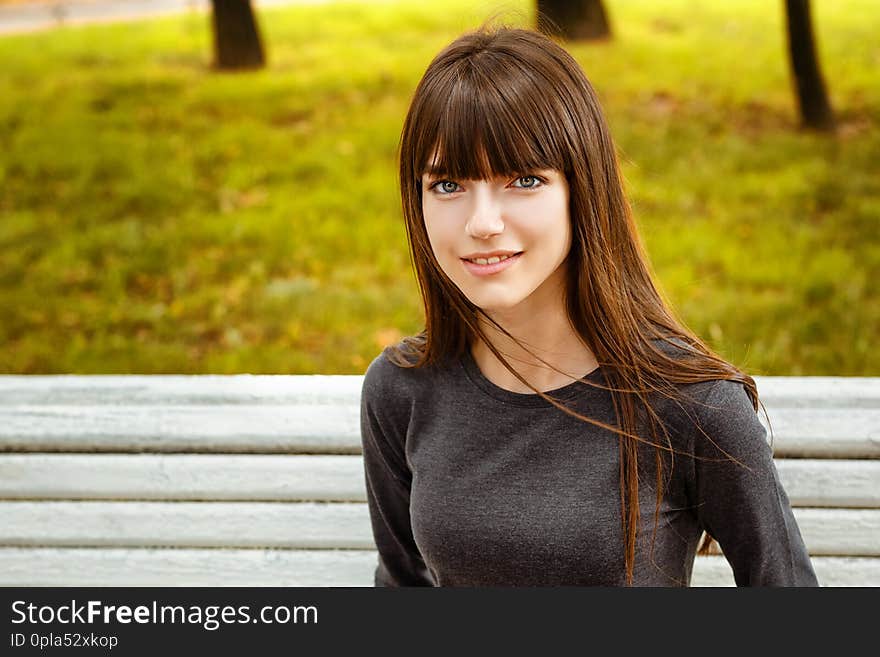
466, 185, 504, 238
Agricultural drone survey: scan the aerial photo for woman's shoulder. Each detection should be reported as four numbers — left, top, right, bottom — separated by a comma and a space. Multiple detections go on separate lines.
361, 341, 438, 406
650, 335, 701, 362
646, 337, 759, 436
650, 336, 745, 395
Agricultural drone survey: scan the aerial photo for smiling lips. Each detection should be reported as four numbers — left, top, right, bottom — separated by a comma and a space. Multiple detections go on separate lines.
461, 251, 523, 276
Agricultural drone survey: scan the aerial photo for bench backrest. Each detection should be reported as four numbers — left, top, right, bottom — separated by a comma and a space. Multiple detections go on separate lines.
1, 375, 877, 586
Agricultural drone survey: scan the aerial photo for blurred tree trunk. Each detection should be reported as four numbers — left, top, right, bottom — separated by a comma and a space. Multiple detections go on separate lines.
211, 0, 266, 70
536, 0, 611, 40
785, 0, 834, 131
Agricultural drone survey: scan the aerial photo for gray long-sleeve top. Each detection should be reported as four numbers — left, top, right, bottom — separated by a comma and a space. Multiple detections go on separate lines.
359, 343, 819, 587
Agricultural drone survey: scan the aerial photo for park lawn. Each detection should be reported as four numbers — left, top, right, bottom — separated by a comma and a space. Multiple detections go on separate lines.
0, 0, 876, 374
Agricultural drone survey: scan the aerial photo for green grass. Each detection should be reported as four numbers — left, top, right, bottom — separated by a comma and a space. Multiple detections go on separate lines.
0, 0, 877, 375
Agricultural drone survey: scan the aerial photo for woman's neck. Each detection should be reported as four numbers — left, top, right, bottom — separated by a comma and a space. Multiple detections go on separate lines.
470, 312, 599, 394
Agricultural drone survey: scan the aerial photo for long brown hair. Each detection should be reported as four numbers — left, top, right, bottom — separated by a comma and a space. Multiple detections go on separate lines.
388, 25, 771, 585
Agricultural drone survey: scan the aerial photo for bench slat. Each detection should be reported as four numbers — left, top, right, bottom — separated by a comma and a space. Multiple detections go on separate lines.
0, 405, 360, 454
776, 459, 880, 507
759, 408, 880, 458
1, 405, 877, 458
0, 375, 364, 405
690, 555, 879, 587
1, 502, 876, 556
2, 375, 878, 408
0, 548, 874, 587
0, 454, 367, 501
0, 501, 374, 549
753, 377, 880, 409
0, 547, 378, 586
1, 454, 877, 508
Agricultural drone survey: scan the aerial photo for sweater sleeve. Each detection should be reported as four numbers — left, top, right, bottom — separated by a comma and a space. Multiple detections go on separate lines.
359, 355, 435, 586
688, 379, 819, 586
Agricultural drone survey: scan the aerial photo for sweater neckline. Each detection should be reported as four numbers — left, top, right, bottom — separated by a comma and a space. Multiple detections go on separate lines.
459, 346, 606, 407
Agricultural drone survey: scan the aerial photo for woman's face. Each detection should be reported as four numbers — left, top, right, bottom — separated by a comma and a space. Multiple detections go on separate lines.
421, 166, 571, 315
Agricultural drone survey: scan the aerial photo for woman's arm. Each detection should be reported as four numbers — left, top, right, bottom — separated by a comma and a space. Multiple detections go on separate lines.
688, 379, 819, 586
360, 355, 435, 586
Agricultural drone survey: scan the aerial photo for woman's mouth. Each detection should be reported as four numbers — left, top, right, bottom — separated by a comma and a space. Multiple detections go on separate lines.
461, 252, 523, 276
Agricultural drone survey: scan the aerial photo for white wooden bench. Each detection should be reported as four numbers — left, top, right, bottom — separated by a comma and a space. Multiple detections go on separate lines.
1, 374, 878, 586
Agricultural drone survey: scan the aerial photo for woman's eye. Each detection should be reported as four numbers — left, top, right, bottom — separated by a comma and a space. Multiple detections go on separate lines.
431, 180, 461, 194
512, 175, 543, 189
428, 176, 544, 194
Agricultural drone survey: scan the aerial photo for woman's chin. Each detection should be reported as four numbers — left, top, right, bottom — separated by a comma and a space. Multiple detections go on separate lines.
466, 294, 524, 314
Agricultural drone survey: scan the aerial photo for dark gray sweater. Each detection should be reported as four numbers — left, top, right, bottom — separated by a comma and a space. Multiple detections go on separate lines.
359, 343, 819, 587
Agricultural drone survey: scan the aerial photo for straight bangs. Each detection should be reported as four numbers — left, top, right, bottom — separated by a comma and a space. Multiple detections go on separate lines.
412, 56, 572, 185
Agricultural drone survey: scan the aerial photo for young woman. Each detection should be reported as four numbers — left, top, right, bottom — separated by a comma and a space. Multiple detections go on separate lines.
359, 26, 818, 586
